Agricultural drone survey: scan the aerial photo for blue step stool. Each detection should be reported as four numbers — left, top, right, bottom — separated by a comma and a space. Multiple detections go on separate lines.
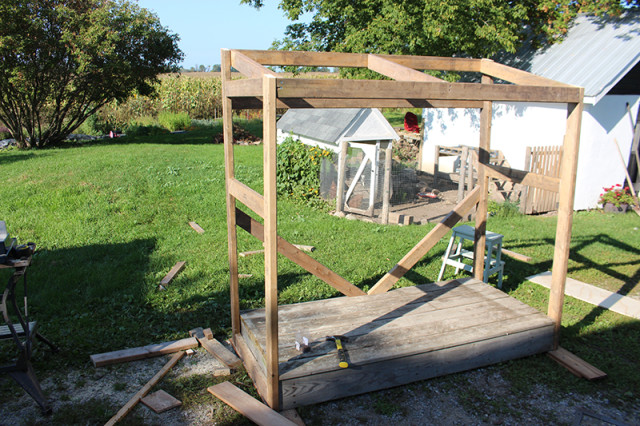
437, 225, 505, 288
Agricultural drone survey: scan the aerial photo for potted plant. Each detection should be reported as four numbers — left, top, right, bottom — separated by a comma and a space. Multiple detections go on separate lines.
599, 184, 634, 213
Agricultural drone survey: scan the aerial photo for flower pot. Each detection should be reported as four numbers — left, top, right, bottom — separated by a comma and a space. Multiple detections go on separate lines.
603, 202, 629, 213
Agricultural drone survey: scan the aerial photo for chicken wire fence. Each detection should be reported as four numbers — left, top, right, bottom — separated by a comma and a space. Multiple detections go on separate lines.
320, 145, 421, 215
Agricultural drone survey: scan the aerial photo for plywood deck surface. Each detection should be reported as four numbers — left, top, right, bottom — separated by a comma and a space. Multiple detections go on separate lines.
240, 278, 554, 409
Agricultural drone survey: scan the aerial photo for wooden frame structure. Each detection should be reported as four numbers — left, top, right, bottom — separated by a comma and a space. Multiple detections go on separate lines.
222, 49, 583, 410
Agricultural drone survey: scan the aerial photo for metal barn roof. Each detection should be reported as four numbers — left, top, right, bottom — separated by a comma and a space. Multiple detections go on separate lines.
277, 108, 399, 145
505, 12, 640, 104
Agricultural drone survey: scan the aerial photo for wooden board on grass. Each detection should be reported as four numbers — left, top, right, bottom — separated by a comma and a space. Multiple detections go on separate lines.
208, 382, 297, 426
189, 222, 205, 234
161, 261, 186, 286
547, 346, 606, 380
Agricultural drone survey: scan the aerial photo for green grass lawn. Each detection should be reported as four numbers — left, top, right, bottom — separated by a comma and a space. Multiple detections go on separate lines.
1, 129, 639, 417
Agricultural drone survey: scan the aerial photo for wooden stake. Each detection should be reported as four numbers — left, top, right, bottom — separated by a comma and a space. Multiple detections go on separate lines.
105, 351, 184, 425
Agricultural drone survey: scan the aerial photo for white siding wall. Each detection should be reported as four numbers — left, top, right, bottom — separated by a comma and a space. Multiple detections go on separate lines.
421, 95, 640, 210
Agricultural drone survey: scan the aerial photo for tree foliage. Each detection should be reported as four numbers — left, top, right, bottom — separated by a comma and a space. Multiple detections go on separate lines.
0, 0, 182, 148
242, 0, 638, 65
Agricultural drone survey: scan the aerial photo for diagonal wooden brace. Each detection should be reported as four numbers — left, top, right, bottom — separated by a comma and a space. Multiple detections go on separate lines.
368, 186, 481, 295
235, 209, 365, 297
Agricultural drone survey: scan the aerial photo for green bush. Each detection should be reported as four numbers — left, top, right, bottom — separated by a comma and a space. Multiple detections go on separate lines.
488, 199, 521, 217
276, 137, 332, 206
76, 115, 111, 136
157, 111, 191, 132
124, 123, 167, 137
0, 126, 11, 139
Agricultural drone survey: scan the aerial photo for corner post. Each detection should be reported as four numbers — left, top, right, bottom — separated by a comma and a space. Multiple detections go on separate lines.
262, 74, 280, 409
548, 98, 583, 348
474, 75, 493, 280
222, 49, 240, 337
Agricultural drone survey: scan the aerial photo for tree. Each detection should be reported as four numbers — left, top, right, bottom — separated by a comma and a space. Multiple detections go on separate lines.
0, 0, 183, 148
242, 1, 638, 69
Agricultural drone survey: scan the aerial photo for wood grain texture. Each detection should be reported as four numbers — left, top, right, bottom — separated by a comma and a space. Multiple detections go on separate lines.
231, 50, 278, 78
230, 97, 485, 110
549, 99, 584, 348
160, 261, 186, 286
201, 338, 242, 369
235, 209, 365, 297
188, 221, 205, 234
222, 48, 241, 336
90, 337, 197, 367
263, 74, 280, 409
547, 346, 606, 380
232, 332, 268, 402
368, 186, 481, 294
105, 351, 184, 425
480, 59, 572, 87
482, 163, 560, 192
208, 382, 297, 426
228, 178, 265, 218
275, 79, 582, 104
474, 75, 492, 280
368, 54, 443, 82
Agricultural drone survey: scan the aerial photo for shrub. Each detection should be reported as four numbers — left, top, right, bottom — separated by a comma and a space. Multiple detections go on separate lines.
157, 111, 191, 132
76, 115, 111, 136
0, 126, 11, 140
276, 137, 332, 206
124, 123, 168, 137
488, 200, 521, 217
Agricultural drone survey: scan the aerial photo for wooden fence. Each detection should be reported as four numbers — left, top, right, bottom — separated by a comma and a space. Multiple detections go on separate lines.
521, 146, 563, 214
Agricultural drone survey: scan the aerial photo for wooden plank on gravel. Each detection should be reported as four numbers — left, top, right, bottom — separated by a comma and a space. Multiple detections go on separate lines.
90, 337, 198, 367
160, 261, 186, 286
106, 351, 184, 425
190, 327, 242, 369
547, 346, 606, 380
208, 382, 297, 426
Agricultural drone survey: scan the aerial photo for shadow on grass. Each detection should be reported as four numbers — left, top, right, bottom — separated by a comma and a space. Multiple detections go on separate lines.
0, 150, 51, 167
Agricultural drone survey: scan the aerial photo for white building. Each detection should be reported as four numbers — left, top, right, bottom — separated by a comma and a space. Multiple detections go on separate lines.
421, 12, 640, 211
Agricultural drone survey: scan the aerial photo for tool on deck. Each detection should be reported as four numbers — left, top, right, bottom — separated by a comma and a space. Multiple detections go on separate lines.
326, 335, 349, 368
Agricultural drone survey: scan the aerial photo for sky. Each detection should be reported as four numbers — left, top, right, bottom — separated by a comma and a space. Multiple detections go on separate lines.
136, 1, 303, 69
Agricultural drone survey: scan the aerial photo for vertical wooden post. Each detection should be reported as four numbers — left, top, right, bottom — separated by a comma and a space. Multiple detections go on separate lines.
222, 49, 240, 338
548, 98, 584, 349
474, 75, 492, 280
262, 74, 280, 409
336, 140, 348, 213
457, 146, 468, 203
381, 141, 393, 224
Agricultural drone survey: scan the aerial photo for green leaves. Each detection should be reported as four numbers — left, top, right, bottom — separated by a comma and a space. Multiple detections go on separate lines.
0, 0, 183, 148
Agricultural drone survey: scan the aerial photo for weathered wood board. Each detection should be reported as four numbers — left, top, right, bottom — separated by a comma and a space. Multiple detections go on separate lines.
238, 278, 554, 409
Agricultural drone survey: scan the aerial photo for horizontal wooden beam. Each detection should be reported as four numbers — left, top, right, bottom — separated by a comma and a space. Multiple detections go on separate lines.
228, 178, 265, 218
225, 78, 262, 98
483, 164, 560, 193
368, 186, 481, 295
276, 79, 583, 104
368, 54, 443, 82
234, 49, 369, 68
230, 50, 278, 79
231, 97, 484, 110
236, 49, 482, 72
235, 209, 365, 297
376, 53, 483, 73
481, 59, 574, 88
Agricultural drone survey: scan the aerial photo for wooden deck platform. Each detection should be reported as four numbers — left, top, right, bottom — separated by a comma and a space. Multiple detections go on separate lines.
235, 278, 554, 409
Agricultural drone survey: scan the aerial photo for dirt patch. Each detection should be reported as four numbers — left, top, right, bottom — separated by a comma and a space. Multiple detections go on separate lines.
2, 352, 637, 425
